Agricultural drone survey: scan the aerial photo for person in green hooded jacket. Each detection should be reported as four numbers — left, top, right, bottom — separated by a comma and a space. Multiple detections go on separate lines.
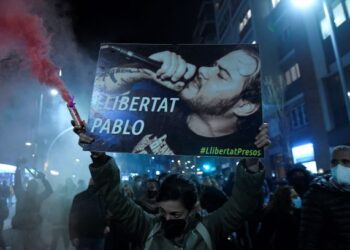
75, 123, 270, 250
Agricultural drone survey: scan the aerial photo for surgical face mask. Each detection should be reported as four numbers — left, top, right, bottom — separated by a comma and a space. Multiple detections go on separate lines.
331, 164, 350, 185
161, 217, 186, 239
292, 196, 302, 209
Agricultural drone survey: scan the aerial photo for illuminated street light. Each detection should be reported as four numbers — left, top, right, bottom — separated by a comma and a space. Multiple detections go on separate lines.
50, 89, 58, 96
59, 68, 62, 77
291, 0, 315, 8
25, 142, 32, 147
50, 170, 60, 176
75, 158, 80, 163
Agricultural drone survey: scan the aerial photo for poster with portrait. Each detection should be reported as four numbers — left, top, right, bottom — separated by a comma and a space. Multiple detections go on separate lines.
84, 44, 263, 158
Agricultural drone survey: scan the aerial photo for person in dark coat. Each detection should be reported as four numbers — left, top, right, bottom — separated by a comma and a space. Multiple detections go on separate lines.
299, 145, 350, 250
255, 185, 301, 250
12, 166, 53, 250
286, 164, 313, 198
0, 194, 9, 250
69, 179, 108, 250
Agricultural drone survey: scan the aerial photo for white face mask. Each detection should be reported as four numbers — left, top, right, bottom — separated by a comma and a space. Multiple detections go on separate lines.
331, 164, 350, 185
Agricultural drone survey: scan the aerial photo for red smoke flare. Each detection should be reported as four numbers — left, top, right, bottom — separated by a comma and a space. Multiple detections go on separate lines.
0, 0, 72, 103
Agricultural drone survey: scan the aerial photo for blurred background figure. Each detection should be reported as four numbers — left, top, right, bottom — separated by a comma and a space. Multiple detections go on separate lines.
135, 179, 159, 215
69, 179, 108, 250
255, 186, 301, 250
286, 164, 313, 198
299, 145, 350, 250
0, 188, 9, 250
12, 166, 53, 250
47, 178, 77, 250
0, 181, 11, 207
76, 179, 86, 194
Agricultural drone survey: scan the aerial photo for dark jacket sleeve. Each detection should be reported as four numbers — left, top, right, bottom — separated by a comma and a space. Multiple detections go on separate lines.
38, 178, 53, 202
14, 168, 24, 199
203, 160, 265, 242
298, 188, 325, 250
89, 155, 154, 244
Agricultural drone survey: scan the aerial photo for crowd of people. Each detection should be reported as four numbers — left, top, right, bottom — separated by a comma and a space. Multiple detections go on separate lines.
0, 144, 348, 250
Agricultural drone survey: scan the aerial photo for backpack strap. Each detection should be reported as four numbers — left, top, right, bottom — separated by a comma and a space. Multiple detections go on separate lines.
195, 222, 213, 250
144, 222, 161, 250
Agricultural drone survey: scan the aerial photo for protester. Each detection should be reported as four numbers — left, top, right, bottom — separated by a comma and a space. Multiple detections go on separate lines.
0, 191, 9, 250
255, 186, 301, 250
0, 181, 11, 206
69, 179, 108, 250
286, 164, 313, 198
76, 179, 87, 194
199, 185, 238, 249
136, 179, 159, 214
47, 179, 77, 250
299, 145, 350, 250
74, 121, 270, 250
12, 167, 53, 250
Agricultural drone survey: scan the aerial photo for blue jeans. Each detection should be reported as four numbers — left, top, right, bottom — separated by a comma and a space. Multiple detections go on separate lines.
77, 238, 105, 250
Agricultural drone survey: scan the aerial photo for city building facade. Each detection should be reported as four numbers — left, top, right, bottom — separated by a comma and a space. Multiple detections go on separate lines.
193, 0, 350, 176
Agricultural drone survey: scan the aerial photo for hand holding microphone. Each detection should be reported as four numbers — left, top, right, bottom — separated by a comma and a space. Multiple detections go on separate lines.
147, 51, 197, 92
101, 46, 197, 92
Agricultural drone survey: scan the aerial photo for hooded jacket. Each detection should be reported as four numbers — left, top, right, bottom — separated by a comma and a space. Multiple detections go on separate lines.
299, 174, 350, 250
89, 155, 264, 250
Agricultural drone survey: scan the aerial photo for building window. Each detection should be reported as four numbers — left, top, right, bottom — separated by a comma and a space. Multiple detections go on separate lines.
239, 9, 252, 32
333, 2, 346, 26
289, 104, 308, 129
320, 17, 331, 39
271, 0, 280, 8
346, 0, 350, 16
284, 63, 301, 85
320, 1, 348, 39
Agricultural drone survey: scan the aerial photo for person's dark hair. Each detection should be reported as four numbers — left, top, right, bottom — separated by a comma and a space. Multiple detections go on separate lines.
266, 186, 293, 214
286, 164, 312, 184
146, 178, 159, 184
156, 174, 198, 211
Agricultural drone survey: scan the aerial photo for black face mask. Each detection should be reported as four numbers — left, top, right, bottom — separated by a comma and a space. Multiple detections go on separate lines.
161, 217, 186, 239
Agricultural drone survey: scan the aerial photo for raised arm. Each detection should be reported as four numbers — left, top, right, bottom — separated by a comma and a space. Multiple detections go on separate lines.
88, 152, 155, 244
37, 172, 53, 202
203, 159, 265, 240
203, 123, 269, 242
14, 167, 24, 199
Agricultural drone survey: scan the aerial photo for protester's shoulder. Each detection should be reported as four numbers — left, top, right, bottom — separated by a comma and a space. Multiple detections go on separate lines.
72, 190, 90, 201
304, 175, 335, 199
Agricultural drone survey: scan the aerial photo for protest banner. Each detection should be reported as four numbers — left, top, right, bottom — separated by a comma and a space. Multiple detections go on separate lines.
84, 44, 263, 157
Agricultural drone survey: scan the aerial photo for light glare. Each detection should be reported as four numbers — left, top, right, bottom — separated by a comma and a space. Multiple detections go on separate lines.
291, 0, 315, 8
50, 89, 58, 96
50, 170, 59, 176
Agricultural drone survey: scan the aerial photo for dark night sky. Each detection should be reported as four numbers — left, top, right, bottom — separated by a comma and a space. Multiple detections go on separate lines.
66, 0, 200, 58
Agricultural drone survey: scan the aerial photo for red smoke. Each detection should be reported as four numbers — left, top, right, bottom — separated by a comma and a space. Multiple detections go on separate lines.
0, 0, 72, 103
